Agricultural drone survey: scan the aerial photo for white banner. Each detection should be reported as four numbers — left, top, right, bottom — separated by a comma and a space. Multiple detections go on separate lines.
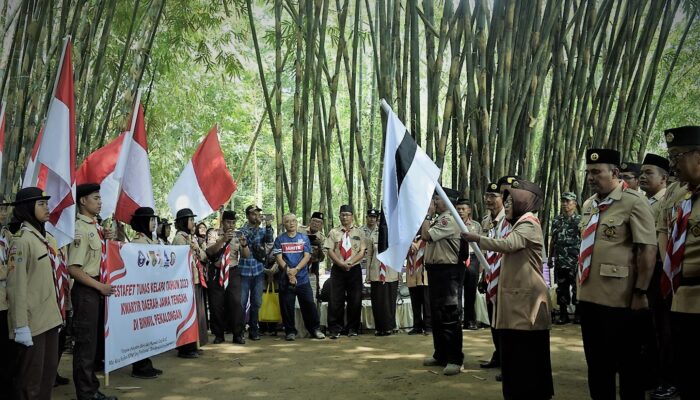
104, 242, 197, 373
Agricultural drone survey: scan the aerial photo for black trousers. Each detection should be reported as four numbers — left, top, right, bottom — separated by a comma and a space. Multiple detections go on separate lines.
13, 326, 59, 400
426, 263, 465, 366
328, 265, 363, 334
646, 261, 674, 388
208, 267, 244, 338
579, 301, 645, 400
463, 255, 479, 323
500, 329, 554, 400
554, 266, 577, 312
279, 280, 319, 335
487, 300, 501, 364
671, 311, 700, 400
408, 286, 431, 331
370, 281, 398, 332
71, 281, 101, 399
0, 310, 14, 400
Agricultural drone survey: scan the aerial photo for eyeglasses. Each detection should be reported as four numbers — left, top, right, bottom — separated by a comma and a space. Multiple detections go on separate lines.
669, 149, 698, 164
483, 193, 502, 200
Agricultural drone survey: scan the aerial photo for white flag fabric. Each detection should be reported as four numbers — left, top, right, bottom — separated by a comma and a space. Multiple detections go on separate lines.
167, 125, 237, 220
34, 39, 76, 248
377, 101, 440, 272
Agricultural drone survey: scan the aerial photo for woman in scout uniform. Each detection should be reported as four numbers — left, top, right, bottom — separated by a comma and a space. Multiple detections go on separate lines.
128, 207, 164, 379
157, 218, 172, 244
661, 126, 700, 399
406, 235, 430, 335
0, 195, 14, 399
463, 179, 553, 400
6, 187, 64, 400
172, 208, 208, 358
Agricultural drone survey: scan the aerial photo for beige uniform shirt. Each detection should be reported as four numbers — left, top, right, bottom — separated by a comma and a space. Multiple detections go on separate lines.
324, 226, 366, 266
364, 225, 399, 282
577, 184, 657, 308
210, 230, 242, 269
424, 211, 461, 265
172, 230, 207, 284
6, 223, 63, 337
657, 184, 700, 313
298, 226, 325, 264
0, 226, 10, 311
479, 213, 551, 330
406, 239, 428, 287
481, 208, 507, 237
647, 187, 667, 222
67, 214, 103, 277
656, 182, 688, 235
131, 233, 159, 245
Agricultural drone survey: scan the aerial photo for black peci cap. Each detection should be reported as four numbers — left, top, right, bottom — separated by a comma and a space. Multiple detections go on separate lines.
456, 197, 471, 206
367, 208, 379, 217
485, 182, 500, 194
76, 183, 101, 201
311, 211, 324, 220
339, 204, 354, 214
620, 162, 641, 175
586, 148, 621, 166
664, 126, 700, 148
642, 153, 670, 172
442, 188, 460, 203
221, 210, 236, 221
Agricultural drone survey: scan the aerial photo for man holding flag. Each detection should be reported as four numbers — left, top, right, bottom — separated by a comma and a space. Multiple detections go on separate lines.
67, 184, 117, 400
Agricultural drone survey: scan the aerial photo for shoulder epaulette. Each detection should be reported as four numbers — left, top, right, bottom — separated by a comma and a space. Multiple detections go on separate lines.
622, 188, 642, 198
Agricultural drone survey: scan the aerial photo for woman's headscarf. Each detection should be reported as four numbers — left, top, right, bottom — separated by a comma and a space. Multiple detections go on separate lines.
131, 213, 155, 236
12, 188, 50, 236
503, 180, 543, 223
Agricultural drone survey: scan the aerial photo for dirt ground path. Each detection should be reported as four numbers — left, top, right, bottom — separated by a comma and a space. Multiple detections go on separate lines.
53, 324, 591, 400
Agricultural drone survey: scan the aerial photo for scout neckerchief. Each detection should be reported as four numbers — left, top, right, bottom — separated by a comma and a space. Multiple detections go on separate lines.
577, 181, 628, 283
180, 231, 207, 289
22, 224, 69, 320
661, 188, 697, 297
89, 218, 108, 283
339, 226, 353, 261
485, 210, 511, 302
408, 239, 426, 276
220, 241, 232, 288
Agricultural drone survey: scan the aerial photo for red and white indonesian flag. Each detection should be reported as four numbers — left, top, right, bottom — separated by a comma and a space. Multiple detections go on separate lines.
22, 125, 48, 189
377, 100, 440, 272
76, 132, 127, 219
114, 103, 155, 224
167, 125, 237, 220
32, 39, 77, 248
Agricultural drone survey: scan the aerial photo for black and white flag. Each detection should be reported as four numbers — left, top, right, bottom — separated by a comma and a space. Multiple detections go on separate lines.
377, 101, 440, 272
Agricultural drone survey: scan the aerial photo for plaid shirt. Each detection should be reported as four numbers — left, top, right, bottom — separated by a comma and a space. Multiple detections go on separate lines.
239, 222, 274, 277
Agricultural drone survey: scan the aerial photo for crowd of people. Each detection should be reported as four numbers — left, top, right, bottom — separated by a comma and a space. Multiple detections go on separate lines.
1, 125, 699, 400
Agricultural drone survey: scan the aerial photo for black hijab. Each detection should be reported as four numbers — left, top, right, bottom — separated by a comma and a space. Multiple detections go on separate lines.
503, 180, 543, 224
131, 215, 154, 236
13, 200, 46, 236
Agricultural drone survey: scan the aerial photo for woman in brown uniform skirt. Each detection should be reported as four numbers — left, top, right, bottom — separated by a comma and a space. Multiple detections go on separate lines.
462, 179, 553, 400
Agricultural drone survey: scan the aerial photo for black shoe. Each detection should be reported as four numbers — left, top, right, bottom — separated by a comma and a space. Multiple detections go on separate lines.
347, 330, 358, 337
330, 332, 341, 339
151, 367, 163, 376
495, 374, 503, 382
213, 336, 225, 344
131, 369, 158, 379
92, 391, 118, 400
650, 385, 678, 400
374, 331, 388, 337
249, 333, 261, 341
407, 328, 424, 335
233, 335, 246, 344
466, 321, 479, 330
480, 359, 500, 369
54, 374, 69, 387
177, 351, 199, 359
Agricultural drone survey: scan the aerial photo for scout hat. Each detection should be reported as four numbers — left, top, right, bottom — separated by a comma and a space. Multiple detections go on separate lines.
311, 211, 324, 220
367, 208, 379, 217
485, 182, 500, 194
441, 188, 460, 203
176, 208, 197, 220
132, 207, 157, 218
339, 204, 354, 214
510, 179, 544, 198
160, 218, 172, 227
497, 175, 519, 189
456, 197, 471, 206
664, 126, 700, 148
620, 162, 641, 175
221, 210, 236, 221
12, 187, 51, 205
586, 149, 621, 166
561, 192, 577, 201
76, 183, 100, 201
642, 153, 670, 173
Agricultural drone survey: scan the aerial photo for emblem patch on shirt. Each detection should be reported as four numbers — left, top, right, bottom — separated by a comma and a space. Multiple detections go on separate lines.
691, 224, 700, 237
603, 226, 616, 239
440, 218, 448, 226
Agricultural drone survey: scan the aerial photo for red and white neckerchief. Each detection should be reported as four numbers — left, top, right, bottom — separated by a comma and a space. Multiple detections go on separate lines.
661, 190, 695, 297
90, 219, 108, 283
182, 232, 207, 288
407, 240, 426, 275
339, 227, 353, 261
219, 242, 232, 288
379, 263, 387, 282
0, 231, 8, 265
464, 220, 475, 269
23, 225, 69, 320
485, 217, 511, 302
578, 196, 615, 283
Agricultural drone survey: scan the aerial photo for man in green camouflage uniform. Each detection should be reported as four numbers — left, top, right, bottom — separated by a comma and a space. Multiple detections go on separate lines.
548, 192, 581, 324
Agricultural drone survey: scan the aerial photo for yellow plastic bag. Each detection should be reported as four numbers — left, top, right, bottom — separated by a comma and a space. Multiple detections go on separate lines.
259, 281, 281, 322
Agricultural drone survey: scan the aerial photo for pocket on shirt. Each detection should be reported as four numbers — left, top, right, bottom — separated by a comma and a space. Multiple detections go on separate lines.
599, 216, 627, 243
599, 263, 629, 278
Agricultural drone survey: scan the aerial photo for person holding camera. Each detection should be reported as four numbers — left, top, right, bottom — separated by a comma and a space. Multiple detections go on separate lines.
206, 210, 249, 344
239, 205, 274, 341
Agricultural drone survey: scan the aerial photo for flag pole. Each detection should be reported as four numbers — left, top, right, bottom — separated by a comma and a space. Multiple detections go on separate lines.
378, 98, 489, 268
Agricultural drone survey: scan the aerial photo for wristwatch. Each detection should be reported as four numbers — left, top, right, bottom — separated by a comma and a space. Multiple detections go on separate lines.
425, 215, 432, 221
632, 287, 648, 296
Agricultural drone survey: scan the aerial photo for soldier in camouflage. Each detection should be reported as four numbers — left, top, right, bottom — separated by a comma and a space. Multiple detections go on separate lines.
548, 192, 581, 324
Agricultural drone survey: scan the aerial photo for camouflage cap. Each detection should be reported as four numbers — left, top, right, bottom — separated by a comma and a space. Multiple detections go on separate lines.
561, 192, 577, 201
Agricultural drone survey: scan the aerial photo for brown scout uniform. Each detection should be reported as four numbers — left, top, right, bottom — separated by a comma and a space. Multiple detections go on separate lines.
171, 230, 208, 347
424, 211, 461, 265
68, 214, 106, 400
365, 226, 399, 282
478, 213, 551, 330
324, 226, 366, 263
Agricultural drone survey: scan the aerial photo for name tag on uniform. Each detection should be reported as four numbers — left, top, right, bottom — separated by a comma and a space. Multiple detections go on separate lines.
38, 253, 48, 261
